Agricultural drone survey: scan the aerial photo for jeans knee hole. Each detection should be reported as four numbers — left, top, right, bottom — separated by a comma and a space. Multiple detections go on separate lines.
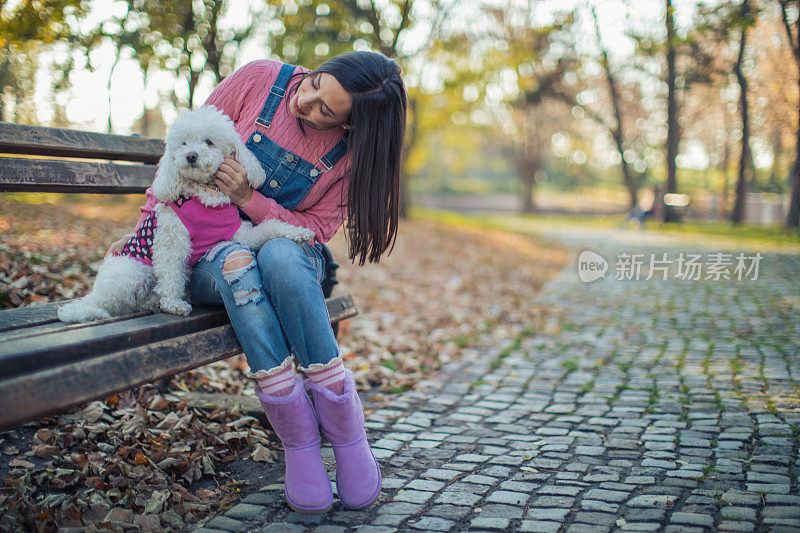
223, 250, 256, 283
233, 288, 262, 306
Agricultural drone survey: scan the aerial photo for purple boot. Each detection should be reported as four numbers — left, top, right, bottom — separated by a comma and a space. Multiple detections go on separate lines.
255, 376, 333, 513
305, 370, 381, 510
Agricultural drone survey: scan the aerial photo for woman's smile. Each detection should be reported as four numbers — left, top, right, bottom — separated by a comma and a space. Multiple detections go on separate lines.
291, 96, 304, 117
289, 73, 352, 130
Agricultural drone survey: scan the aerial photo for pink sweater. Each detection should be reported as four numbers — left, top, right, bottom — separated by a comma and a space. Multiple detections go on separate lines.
123, 195, 241, 267
136, 59, 350, 244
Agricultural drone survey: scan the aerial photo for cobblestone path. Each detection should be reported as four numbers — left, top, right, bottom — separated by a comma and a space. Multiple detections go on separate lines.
197, 230, 800, 533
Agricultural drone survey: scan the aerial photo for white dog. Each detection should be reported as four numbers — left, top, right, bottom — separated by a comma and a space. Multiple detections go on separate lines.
58, 106, 314, 323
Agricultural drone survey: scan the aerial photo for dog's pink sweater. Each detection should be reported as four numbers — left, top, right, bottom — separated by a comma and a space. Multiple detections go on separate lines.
122, 194, 241, 267
133, 59, 349, 245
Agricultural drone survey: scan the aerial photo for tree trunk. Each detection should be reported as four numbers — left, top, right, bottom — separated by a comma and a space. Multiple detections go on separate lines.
591, 7, 638, 209
188, 69, 200, 109
731, 0, 751, 224
769, 124, 783, 192
720, 135, 730, 220
788, 72, 800, 226
605, 65, 638, 209
513, 147, 537, 214
0, 47, 10, 122
780, 0, 800, 227
613, 130, 638, 210
205, 0, 223, 81
106, 49, 123, 133
663, 0, 680, 222
521, 177, 535, 214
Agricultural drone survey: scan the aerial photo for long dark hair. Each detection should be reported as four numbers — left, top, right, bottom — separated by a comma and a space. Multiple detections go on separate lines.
286, 51, 406, 265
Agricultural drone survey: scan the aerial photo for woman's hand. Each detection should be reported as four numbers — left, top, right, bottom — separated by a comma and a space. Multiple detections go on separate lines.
215, 156, 253, 207
105, 234, 133, 259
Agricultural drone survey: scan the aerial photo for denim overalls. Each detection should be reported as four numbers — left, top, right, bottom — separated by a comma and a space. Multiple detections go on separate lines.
188, 62, 347, 375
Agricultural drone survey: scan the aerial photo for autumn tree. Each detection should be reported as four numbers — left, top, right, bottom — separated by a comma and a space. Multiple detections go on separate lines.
664, 0, 679, 222
778, 0, 800, 227
750, 14, 797, 194
691, 0, 760, 222
630, 0, 721, 221
93, 0, 263, 111
730, 0, 755, 223
0, 0, 89, 123
495, 3, 651, 210
476, 1, 577, 212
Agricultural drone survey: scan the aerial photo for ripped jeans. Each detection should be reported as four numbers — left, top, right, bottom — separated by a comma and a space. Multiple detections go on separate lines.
188, 238, 340, 374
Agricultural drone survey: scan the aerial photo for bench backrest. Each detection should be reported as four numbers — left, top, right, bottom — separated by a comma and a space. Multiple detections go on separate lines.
0, 122, 164, 194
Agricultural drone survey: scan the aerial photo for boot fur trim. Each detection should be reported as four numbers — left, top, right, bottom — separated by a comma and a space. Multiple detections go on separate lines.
254, 374, 307, 406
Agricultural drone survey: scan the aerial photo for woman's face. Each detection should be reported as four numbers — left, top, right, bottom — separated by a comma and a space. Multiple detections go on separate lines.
289, 72, 352, 130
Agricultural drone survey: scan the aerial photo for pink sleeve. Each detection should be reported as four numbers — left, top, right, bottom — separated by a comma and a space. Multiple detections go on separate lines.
132, 187, 159, 232
241, 177, 349, 244
204, 60, 273, 122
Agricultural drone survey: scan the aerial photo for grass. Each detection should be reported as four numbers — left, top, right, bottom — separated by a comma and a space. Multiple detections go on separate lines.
701, 464, 717, 479
651, 218, 800, 245
714, 492, 730, 508
561, 358, 580, 373
411, 206, 800, 251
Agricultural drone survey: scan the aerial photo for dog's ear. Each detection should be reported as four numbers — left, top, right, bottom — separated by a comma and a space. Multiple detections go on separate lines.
152, 151, 182, 202
235, 142, 267, 189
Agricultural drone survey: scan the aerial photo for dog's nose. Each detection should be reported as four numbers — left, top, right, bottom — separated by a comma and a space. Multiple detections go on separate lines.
186, 152, 198, 164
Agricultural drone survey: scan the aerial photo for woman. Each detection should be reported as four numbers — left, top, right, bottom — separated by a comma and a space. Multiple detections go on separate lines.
109, 51, 406, 514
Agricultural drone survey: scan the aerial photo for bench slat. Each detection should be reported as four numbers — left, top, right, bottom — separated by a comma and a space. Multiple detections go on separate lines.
0, 294, 356, 337
0, 325, 242, 430
0, 309, 230, 377
0, 122, 163, 163
0, 302, 60, 333
0, 311, 155, 342
0, 295, 358, 376
0, 302, 154, 334
0, 157, 155, 193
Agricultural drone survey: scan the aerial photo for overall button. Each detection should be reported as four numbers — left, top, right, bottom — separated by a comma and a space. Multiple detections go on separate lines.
253, 133, 262, 142
269, 179, 279, 188
310, 168, 319, 177
286, 153, 295, 162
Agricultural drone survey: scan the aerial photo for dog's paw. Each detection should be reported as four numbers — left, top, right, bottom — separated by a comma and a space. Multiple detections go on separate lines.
57, 300, 111, 323
160, 298, 192, 315
292, 227, 316, 244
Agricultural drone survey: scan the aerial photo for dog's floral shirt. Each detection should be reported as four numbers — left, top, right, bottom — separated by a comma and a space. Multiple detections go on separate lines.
120, 194, 241, 267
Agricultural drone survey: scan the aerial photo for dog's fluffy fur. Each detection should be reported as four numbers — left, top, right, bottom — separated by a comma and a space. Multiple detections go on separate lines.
58, 106, 314, 323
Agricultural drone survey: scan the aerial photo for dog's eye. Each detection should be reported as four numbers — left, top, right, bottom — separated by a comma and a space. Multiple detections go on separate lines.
205, 139, 213, 146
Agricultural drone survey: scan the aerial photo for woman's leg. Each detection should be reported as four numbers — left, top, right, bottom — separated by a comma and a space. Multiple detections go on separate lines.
254, 239, 382, 510
189, 241, 291, 376
188, 241, 333, 513
255, 238, 340, 368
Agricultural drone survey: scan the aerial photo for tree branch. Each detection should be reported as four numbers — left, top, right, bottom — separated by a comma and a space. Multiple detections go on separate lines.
390, 0, 413, 55
779, 0, 800, 59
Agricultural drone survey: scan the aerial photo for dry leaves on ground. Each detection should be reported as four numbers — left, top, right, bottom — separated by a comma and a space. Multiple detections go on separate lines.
1, 389, 276, 532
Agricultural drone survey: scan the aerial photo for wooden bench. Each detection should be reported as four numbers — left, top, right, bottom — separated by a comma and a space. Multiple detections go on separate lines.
0, 122, 358, 431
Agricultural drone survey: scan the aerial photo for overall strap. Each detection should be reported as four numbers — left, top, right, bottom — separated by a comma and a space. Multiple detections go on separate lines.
254, 62, 297, 130
318, 134, 349, 171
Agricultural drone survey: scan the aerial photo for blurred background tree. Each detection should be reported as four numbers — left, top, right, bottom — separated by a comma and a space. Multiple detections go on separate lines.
0, 0, 89, 124
778, 0, 800, 227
